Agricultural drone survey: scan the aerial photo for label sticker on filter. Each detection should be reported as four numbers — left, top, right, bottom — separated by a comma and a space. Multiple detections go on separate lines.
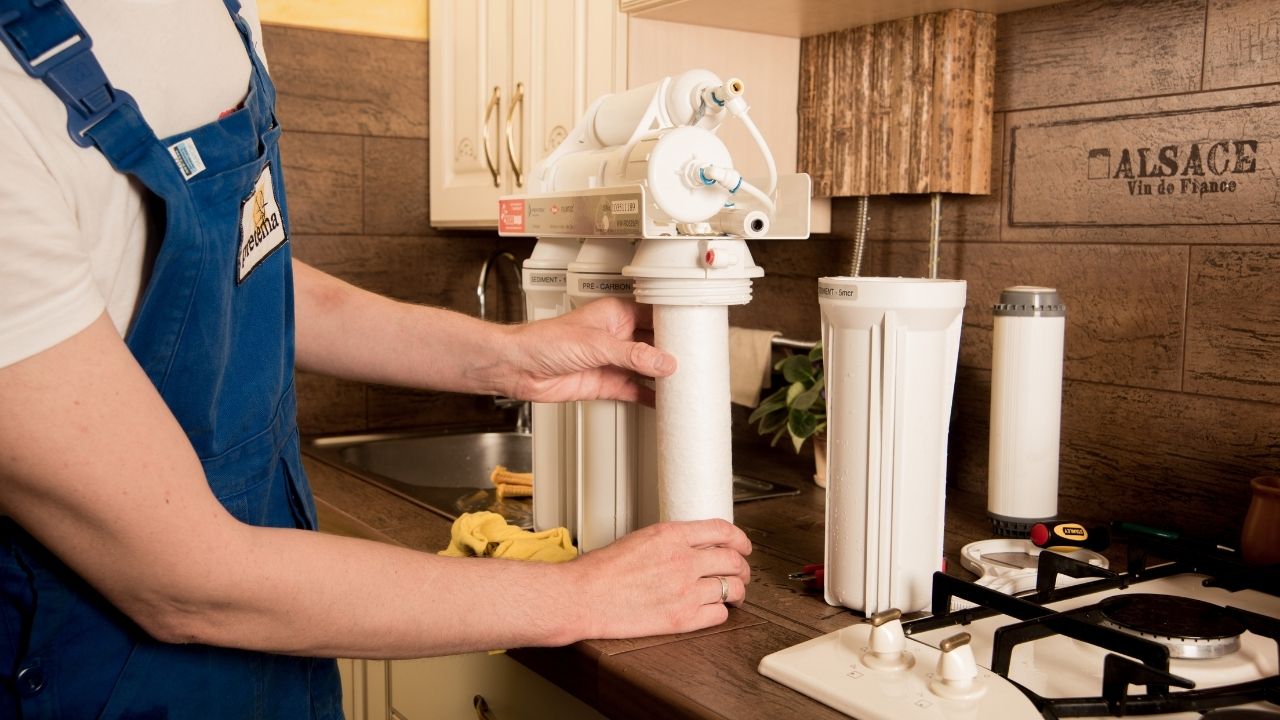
499, 199, 526, 233
237, 165, 288, 283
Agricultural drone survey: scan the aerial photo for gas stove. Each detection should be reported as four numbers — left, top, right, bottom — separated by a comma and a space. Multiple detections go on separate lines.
759, 533, 1280, 719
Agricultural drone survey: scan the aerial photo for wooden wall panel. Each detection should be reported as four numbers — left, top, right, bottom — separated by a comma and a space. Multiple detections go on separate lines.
364, 137, 430, 236
296, 371, 366, 434
262, 25, 428, 138
994, 0, 1206, 112
290, 234, 531, 316
798, 9, 995, 196
1001, 84, 1280, 244
1205, 0, 1280, 89
944, 369, 1278, 544
863, 113, 1004, 244
365, 384, 513, 432
291, 232, 533, 433
278, 132, 363, 234
802, 239, 1188, 391
1009, 104, 1280, 226
1056, 381, 1276, 543
1185, 246, 1280, 403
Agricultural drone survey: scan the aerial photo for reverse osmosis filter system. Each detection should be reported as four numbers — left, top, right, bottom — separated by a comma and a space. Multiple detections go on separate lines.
502, 69, 811, 543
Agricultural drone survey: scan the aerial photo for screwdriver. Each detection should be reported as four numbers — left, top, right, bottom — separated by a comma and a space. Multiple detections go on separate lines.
1030, 521, 1110, 552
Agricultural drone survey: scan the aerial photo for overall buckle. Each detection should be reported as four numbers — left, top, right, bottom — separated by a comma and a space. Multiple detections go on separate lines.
0, 1, 138, 147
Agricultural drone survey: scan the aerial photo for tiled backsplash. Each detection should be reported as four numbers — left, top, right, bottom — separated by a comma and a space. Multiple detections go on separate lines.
268, 0, 1278, 544
733, 0, 1280, 543
262, 25, 532, 435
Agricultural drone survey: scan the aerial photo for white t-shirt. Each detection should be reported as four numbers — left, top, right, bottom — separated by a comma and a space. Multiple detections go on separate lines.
0, 0, 267, 368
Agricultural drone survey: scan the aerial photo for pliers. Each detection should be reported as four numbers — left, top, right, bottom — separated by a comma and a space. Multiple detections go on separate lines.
788, 563, 824, 591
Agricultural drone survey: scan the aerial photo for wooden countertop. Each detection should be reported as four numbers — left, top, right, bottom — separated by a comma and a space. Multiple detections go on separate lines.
302, 442, 1000, 719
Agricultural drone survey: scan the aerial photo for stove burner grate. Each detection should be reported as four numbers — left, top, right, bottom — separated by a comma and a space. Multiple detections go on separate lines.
1096, 594, 1246, 659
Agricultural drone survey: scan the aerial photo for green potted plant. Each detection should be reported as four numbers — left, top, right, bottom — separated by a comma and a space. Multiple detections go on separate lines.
748, 343, 828, 486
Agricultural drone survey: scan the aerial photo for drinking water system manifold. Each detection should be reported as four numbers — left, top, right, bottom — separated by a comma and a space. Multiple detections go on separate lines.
500, 70, 811, 545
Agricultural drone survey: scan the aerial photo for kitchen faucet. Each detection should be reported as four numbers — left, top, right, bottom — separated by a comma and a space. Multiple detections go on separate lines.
476, 251, 531, 434
476, 250, 524, 322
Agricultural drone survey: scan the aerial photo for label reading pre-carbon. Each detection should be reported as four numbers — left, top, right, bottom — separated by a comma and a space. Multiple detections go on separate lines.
577, 277, 634, 295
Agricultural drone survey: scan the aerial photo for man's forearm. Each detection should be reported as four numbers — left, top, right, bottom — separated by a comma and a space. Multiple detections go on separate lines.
292, 260, 517, 396
0, 314, 748, 660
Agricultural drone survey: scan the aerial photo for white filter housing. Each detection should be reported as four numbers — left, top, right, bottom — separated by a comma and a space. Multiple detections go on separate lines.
987, 286, 1066, 536
625, 237, 764, 525
567, 239, 657, 551
523, 238, 582, 534
818, 277, 966, 614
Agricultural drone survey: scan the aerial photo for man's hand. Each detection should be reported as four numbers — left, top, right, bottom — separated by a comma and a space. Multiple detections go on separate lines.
502, 296, 677, 404
565, 519, 753, 639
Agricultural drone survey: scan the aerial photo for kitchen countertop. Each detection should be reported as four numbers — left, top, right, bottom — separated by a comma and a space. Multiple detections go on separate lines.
302, 441, 1003, 719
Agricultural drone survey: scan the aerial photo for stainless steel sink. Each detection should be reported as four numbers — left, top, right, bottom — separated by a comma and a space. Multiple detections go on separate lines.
303, 429, 798, 530
306, 429, 536, 527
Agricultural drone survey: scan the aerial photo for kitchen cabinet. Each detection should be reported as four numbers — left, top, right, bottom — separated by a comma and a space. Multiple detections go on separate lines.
429, 1, 821, 230
337, 653, 600, 720
338, 659, 389, 720
619, 0, 1061, 37
385, 653, 603, 720
429, 0, 627, 227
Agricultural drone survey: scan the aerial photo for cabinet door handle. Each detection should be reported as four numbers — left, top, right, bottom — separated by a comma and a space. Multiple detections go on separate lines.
504, 82, 525, 188
473, 694, 498, 720
482, 85, 502, 188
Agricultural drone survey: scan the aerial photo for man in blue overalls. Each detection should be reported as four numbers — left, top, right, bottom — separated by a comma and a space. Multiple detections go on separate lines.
0, 1, 753, 717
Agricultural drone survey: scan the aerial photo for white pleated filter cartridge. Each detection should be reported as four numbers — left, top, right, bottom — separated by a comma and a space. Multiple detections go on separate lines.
654, 304, 734, 523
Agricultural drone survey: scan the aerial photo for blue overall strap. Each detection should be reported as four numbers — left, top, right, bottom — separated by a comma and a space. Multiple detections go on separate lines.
0, 0, 138, 147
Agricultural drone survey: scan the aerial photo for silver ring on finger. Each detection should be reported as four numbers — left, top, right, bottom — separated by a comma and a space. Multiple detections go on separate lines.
718, 575, 729, 604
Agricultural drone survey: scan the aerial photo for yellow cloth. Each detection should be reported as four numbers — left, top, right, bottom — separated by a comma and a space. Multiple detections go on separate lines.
438, 511, 577, 563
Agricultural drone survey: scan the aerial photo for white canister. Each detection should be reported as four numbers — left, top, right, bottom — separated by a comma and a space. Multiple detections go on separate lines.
818, 277, 967, 615
987, 286, 1066, 537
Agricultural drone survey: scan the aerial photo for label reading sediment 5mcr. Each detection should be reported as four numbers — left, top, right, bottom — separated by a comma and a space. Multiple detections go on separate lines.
819, 285, 857, 299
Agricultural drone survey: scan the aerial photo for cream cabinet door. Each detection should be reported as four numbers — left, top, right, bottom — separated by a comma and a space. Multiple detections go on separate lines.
338, 659, 389, 720
387, 653, 605, 720
429, 0, 627, 227
516, 0, 628, 192
430, 0, 512, 228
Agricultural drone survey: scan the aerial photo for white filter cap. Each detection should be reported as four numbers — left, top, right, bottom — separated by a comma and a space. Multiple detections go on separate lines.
632, 127, 731, 224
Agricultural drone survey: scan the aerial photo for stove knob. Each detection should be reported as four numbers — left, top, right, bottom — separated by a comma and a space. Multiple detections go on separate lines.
929, 632, 986, 701
858, 609, 915, 671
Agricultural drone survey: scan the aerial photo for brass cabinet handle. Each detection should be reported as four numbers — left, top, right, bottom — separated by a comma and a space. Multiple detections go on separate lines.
504, 82, 525, 188
473, 694, 497, 720
482, 85, 502, 188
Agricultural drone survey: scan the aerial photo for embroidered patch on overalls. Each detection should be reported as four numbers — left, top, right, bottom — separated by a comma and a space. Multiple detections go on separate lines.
238, 165, 288, 283
167, 138, 206, 180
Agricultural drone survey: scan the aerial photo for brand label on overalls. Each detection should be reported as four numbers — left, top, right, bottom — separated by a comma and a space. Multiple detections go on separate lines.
167, 138, 206, 180
238, 165, 288, 283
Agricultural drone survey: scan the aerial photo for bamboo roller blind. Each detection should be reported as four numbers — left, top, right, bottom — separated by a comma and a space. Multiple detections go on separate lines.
798, 9, 996, 197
